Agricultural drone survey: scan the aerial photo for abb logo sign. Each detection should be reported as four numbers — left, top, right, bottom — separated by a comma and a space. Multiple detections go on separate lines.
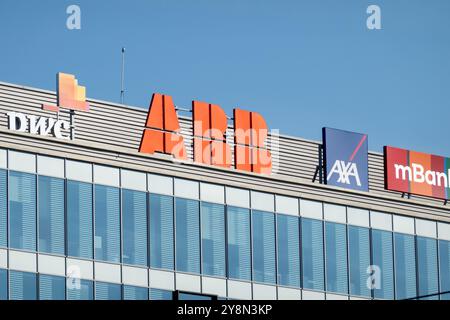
139, 93, 272, 174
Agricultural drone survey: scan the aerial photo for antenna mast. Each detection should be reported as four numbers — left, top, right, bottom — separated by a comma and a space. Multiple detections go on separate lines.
120, 47, 126, 104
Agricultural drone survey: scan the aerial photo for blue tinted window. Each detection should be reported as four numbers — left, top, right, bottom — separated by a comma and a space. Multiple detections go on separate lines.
179, 292, 213, 300
201, 202, 226, 277
9, 171, 36, 251
150, 288, 173, 300
0, 269, 7, 300
67, 180, 93, 259
394, 233, 417, 300
9, 271, 36, 300
301, 218, 324, 291
227, 206, 251, 281
439, 240, 450, 300
95, 185, 120, 263
38, 176, 65, 255
95, 282, 122, 300
123, 285, 148, 300
39, 274, 65, 300
252, 210, 276, 284
372, 229, 394, 299
122, 189, 147, 266
325, 222, 348, 294
175, 198, 200, 274
67, 279, 93, 300
150, 194, 174, 270
416, 237, 438, 300
348, 226, 371, 297
0, 170, 6, 247
277, 214, 300, 287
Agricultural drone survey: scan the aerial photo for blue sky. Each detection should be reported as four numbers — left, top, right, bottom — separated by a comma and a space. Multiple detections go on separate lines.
0, 0, 449, 155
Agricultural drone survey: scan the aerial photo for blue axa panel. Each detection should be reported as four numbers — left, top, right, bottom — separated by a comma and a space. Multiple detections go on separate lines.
322, 127, 369, 191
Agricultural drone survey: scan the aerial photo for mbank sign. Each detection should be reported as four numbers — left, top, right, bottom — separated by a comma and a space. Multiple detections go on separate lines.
384, 146, 450, 200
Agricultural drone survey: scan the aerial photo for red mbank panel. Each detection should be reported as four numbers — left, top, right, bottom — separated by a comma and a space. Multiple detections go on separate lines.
385, 146, 409, 193
431, 155, 445, 199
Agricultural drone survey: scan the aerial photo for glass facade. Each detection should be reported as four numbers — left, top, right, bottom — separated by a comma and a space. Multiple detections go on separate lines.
175, 198, 200, 274
95, 282, 122, 300
201, 202, 226, 277
39, 274, 65, 300
394, 233, 417, 300
0, 165, 449, 300
276, 214, 300, 287
252, 210, 276, 284
372, 229, 395, 299
67, 180, 93, 259
9, 172, 36, 251
416, 236, 439, 300
94, 185, 120, 263
325, 222, 348, 294
150, 194, 174, 270
348, 226, 371, 297
227, 206, 251, 281
38, 176, 65, 255
301, 218, 325, 291
122, 189, 147, 266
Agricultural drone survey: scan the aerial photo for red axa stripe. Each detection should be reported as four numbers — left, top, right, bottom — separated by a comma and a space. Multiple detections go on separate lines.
385, 146, 409, 194
431, 155, 446, 199
349, 134, 367, 162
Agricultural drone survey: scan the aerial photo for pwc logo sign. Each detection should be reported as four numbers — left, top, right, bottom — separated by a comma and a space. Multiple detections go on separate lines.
139, 93, 272, 174
43, 73, 89, 112
384, 146, 450, 200
322, 128, 369, 191
7, 73, 88, 141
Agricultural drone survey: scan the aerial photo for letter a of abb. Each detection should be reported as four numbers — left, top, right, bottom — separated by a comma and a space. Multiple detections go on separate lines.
234, 109, 272, 174
139, 93, 187, 160
193, 101, 231, 168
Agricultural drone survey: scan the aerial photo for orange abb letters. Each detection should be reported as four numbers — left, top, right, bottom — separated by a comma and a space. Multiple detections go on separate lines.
234, 109, 272, 174
139, 93, 272, 174
193, 101, 231, 168
139, 93, 187, 160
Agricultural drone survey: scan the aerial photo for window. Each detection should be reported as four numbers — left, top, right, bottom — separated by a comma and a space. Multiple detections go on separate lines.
67, 279, 93, 300
38, 176, 65, 255
150, 288, 173, 300
39, 274, 65, 300
325, 222, 348, 294
95, 282, 122, 300
416, 236, 438, 300
0, 269, 6, 300
394, 233, 417, 300
201, 202, 226, 277
178, 292, 214, 300
372, 229, 394, 299
67, 180, 93, 259
277, 214, 300, 287
301, 218, 324, 291
0, 170, 6, 247
175, 198, 200, 274
122, 189, 147, 266
94, 185, 120, 263
348, 226, 371, 297
252, 210, 276, 284
439, 240, 450, 300
9, 171, 36, 251
123, 285, 148, 300
9, 271, 36, 300
227, 206, 251, 281
150, 194, 174, 270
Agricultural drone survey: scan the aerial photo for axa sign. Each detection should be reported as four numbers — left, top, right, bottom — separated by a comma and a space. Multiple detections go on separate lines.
6, 73, 89, 140
322, 127, 369, 191
384, 146, 450, 200
139, 93, 272, 175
